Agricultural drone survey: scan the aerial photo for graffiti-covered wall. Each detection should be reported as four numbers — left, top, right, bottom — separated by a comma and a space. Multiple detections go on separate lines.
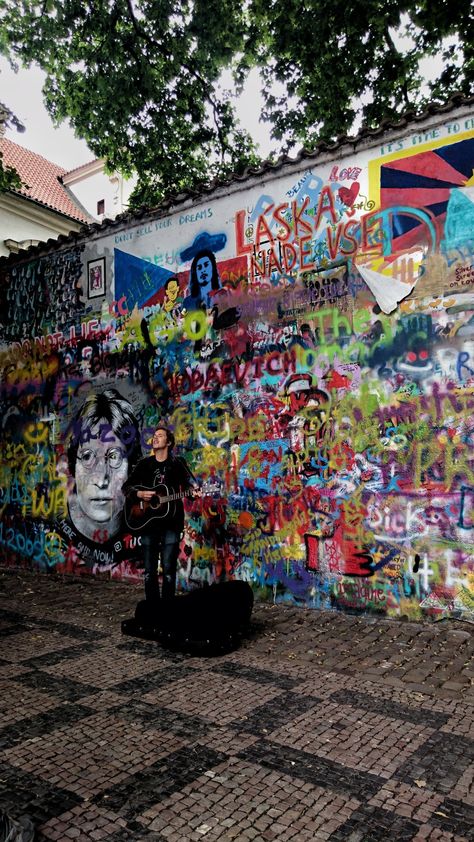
1, 104, 474, 619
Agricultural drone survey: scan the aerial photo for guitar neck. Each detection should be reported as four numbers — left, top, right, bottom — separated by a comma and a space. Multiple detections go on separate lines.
166, 489, 192, 503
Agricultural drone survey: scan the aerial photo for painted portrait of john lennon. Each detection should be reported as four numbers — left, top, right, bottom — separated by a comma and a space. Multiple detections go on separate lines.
66, 389, 142, 540
57, 389, 143, 568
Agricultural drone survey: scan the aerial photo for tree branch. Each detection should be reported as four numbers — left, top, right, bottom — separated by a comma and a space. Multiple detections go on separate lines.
384, 25, 411, 107
122, 0, 230, 160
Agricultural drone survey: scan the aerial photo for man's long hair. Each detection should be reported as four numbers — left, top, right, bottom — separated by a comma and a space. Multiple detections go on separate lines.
189, 250, 220, 299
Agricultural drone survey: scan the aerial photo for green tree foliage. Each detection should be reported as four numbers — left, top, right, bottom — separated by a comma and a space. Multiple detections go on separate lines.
0, 0, 262, 207
246, 0, 473, 149
1, 0, 473, 208
0, 101, 26, 193
0, 155, 24, 193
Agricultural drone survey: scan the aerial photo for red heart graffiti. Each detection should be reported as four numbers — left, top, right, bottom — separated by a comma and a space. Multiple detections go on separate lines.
338, 182, 360, 206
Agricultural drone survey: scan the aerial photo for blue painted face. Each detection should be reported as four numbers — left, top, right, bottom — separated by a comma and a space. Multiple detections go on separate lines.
196, 256, 212, 289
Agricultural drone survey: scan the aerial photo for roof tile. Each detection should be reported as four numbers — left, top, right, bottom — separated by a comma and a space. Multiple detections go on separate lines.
0, 138, 91, 223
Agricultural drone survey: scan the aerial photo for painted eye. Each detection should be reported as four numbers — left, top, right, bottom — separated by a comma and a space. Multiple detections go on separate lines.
419, 350, 429, 360
407, 351, 417, 363
107, 448, 124, 468
78, 450, 96, 466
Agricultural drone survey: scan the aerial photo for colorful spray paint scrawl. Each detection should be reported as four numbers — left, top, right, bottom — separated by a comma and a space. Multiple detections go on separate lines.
0, 106, 473, 620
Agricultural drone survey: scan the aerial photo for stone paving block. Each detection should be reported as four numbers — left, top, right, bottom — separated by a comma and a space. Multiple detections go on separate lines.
147, 758, 359, 842
113, 662, 199, 695
329, 688, 450, 728
368, 778, 445, 821
104, 825, 168, 841
40, 802, 127, 840
268, 701, 435, 777
0, 660, 31, 678
0, 702, 94, 750
394, 730, 474, 797
15, 668, 101, 702
0, 678, 62, 729
238, 740, 384, 799
411, 829, 471, 842
93, 745, 228, 819
192, 727, 264, 756
142, 670, 287, 726
0, 759, 81, 825
228, 689, 322, 736
22, 642, 97, 670
115, 698, 212, 739
0, 626, 82, 662
0, 613, 20, 629
427, 796, 474, 838
209, 661, 300, 690
5, 711, 187, 799
0, 607, 107, 641
450, 764, 474, 807
326, 803, 421, 841
1, 572, 473, 841
116, 637, 186, 660
73, 689, 131, 709
41, 643, 174, 690
221, 651, 306, 682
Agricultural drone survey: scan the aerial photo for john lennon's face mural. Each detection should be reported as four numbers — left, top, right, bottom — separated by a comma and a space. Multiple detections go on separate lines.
70, 422, 128, 540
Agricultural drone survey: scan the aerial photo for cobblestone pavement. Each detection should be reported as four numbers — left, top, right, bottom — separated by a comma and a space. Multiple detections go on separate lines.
0, 571, 473, 842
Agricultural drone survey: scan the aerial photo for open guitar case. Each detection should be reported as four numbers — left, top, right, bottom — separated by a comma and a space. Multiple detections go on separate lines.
121, 580, 254, 656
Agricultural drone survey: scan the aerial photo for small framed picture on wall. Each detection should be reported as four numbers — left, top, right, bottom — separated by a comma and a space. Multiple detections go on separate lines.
87, 257, 106, 299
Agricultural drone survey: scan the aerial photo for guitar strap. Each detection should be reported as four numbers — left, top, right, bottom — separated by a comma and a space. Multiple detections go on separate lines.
173, 454, 197, 485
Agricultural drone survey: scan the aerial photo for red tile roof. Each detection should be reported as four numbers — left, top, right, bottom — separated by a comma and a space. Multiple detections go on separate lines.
63, 158, 100, 178
0, 137, 91, 223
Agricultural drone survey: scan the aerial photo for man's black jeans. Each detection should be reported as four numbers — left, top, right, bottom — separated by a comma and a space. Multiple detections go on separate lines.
141, 530, 180, 602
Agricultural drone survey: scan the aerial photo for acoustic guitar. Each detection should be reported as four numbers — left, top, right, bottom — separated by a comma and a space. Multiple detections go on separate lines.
125, 483, 192, 531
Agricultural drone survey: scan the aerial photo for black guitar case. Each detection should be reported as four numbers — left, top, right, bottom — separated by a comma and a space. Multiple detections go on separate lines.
121, 580, 254, 655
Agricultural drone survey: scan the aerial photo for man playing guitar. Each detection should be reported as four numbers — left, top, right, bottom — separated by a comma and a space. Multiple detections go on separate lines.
122, 425, 198, 603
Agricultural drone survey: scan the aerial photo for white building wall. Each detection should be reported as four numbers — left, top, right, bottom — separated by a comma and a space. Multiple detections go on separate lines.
63, 165, 136, 221
0, 194, 83, 257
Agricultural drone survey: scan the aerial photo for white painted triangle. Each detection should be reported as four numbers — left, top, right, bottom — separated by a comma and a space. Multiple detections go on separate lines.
357, 263, 416, 314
